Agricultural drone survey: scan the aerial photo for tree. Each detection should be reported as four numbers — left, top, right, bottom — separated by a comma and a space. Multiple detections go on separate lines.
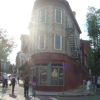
0, 28, 17, 61
86, 7, 100, 85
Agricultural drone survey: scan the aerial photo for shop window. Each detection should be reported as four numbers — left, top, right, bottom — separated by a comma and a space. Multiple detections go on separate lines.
51, 68, 58, 85
40, 67, 47, 85
36, 68, 39, 85
59, 68, 63, 85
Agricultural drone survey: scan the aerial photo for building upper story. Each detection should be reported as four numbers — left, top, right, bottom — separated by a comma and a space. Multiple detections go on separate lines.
27, 0, 81, 59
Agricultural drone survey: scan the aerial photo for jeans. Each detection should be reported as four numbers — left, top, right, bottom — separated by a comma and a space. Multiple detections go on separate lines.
32, 85, 36, 97
3, 79, 7, 88
24, 87, 29, 96
12, 84, 15, 94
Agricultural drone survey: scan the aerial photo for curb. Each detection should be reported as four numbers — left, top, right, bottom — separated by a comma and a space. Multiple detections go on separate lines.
28, 94, 97, 97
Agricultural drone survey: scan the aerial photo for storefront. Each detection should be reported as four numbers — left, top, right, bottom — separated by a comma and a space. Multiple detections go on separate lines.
30, 63, 64, 91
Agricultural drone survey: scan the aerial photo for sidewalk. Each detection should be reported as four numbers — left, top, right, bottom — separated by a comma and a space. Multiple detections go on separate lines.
18, 80, 100, 97
21, 80, 99, 97
0, 80, 100, 100
29, 84, 100, 97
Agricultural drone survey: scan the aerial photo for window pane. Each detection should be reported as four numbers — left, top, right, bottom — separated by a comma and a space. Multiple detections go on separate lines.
56, 10, 61, 23
40, 10, 46, 23
55, 35, 60, 49
39, 35, 45, 49
59, 68, 63, 85
51, 68, 58, 85
40, 67, 47, 85
40, 35, 44, 49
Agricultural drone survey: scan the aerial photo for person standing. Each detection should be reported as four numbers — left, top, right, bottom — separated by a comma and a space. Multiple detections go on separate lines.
24, 75, 29, 98
11, 74, 17, 95
3, 73, 8, 89
32, 76, 37, 99
87, 78, 91, 94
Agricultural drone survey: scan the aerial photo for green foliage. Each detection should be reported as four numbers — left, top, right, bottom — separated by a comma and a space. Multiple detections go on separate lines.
87, 47, 100, 76
0, 31, 17, 61
86, 7, 100, 77
86, 7, 100, 39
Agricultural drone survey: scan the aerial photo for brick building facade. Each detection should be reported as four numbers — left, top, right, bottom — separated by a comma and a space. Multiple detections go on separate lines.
17, 0, 90, 91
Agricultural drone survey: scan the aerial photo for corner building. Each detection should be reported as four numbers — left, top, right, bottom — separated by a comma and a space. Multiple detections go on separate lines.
28, 0, 83, 91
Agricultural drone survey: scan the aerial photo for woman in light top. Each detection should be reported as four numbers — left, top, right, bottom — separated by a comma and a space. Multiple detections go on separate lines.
32, 76, 37, 98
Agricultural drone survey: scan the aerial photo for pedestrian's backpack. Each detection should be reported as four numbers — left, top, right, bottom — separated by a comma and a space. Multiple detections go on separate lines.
11, 78, 15, 84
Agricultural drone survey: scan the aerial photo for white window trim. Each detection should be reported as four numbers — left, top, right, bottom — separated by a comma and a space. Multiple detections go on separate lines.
38, 34, 46, 50
54, 34, 62, 50
40, 9, 46, 24
55, 9, 62, 24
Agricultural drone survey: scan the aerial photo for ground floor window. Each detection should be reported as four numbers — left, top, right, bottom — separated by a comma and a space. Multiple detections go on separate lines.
51, 68, 58, 85
40, 67, 47, 85
30, 65, 64, 86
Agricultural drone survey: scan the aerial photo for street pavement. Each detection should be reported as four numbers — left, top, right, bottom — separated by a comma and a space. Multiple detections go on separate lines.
0, 80, 100, 100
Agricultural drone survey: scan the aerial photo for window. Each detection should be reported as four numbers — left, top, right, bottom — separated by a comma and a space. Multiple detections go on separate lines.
40, 67, 47, 85
36, 68, 39, 85
54, 34, 62, 50
51, 68, 58, 85
59, 68, 63, 85
40, 9, 46, 23
65, 39, 67, 53
55, 9, 62, 24
38, 34, 46, 50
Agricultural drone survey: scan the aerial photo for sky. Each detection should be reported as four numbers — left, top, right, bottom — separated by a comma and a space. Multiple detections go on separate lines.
0, 0, 100, 64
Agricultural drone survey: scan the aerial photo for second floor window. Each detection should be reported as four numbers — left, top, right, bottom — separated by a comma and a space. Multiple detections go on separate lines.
55, 9, 62, 24
38, 34, 46, 50
54, 34, 62, 50
40, 9, 46, 23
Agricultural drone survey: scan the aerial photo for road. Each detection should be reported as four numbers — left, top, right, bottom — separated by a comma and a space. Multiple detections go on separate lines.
37, 95, 100, 100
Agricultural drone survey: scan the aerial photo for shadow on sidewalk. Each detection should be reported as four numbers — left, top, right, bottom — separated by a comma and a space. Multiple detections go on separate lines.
9, 94, 17, 98
2, 88, 10, 94
18, 83, 24, 87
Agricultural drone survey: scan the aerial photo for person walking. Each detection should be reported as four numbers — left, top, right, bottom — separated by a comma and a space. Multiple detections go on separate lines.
24, 75, 29, 98
32, 76, 38, 100
3, 73, 8, 89
11, 74, 17, 95
17, 74, 20, 83
87, 78, 91, 94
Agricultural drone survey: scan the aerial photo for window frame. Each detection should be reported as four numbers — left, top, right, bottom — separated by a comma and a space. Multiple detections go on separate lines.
54, 34, 62, 50
55, 9, 62, 24
40, 9, 46, 24
38, 34, 46, 50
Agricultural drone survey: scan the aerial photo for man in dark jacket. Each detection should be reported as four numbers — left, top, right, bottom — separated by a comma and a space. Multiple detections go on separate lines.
11, 74, 17, 95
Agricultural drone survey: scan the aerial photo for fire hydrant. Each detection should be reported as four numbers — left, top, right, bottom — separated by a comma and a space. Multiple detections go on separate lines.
94, 85, 97, 92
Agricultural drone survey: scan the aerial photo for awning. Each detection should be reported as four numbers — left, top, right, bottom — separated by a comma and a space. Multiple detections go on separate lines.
19, 62, 27, 70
